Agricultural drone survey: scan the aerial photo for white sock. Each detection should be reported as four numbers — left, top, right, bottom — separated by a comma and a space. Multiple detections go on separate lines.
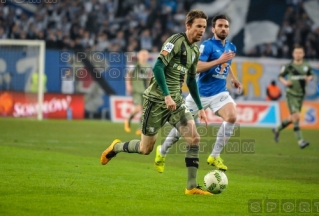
160, 127, 181, 156
211, 121, 234, 157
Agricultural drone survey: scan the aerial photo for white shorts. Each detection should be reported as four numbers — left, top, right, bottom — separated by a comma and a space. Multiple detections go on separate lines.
185, 91, 236, 117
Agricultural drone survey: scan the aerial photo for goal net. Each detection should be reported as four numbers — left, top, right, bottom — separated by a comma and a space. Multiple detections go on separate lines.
0, 40, 45, 120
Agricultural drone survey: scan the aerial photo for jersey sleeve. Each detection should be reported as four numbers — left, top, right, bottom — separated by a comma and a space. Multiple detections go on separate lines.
279, 64, 288, 77
158, 35, 182, 66
198, 41, 211, 62
189, 54, 199, 77
126, 64, 135, 77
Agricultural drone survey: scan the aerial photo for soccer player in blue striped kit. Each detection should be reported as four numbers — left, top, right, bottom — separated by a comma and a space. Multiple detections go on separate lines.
155, 14, 242, 173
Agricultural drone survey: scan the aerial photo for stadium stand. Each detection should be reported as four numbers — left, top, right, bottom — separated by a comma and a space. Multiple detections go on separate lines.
0, 0, 318, 59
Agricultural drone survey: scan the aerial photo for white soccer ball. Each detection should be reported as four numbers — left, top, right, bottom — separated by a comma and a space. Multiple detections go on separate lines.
204, 170, 228, 194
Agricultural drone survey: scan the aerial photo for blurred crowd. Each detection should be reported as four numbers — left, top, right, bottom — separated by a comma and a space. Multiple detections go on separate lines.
0, 0, 193, 53
246, 0, 319, 60
0, 0, 318, 60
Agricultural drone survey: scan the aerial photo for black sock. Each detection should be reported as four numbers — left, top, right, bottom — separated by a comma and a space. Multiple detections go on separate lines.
185, 145, 199, 190
277, 119, 292, 132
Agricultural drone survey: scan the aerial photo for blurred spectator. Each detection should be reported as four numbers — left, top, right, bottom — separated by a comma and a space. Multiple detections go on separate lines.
61, 68, 75, 94
251, 1, 319, 60
112, 30, 126, 51
266, 80, 282, 101
30, 71, 47, 93
140, 29, 152, 51
0, 0, 317, 60
0, 26, 7, 39
96, 32, 109, 51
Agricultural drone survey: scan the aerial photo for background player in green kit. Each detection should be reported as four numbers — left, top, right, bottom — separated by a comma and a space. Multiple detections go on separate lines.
124, 50, 152, 135
101, 9, 212, 195
272, 46, 313, 148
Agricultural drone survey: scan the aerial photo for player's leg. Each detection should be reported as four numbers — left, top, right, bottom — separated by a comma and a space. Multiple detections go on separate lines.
208, 92, 236, 171
159, 127, 181, 156
291, 97, 309, 148
100, 133, 158, 165
272, 116, 292, 142
154, 127, 180, 173
272, 95, 293, 142
154, 95, 205, 173
178, 120, 212, 195
169, 104, 211, 195
159, 95, 200, 155
135, 94, 144, 135
124, 93, 142, 133
101, 99, 167, 165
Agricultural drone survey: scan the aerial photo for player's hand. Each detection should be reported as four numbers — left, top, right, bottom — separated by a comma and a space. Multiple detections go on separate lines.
126, 85, 132, 95
198, 109, 208, 128
285, 81, 292, 87
218, 51, 235, 64
305, 76, 312, 82
165, 95, 176, 111
231, 78, 242, 93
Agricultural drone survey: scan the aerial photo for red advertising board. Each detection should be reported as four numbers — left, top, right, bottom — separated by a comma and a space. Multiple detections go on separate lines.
110, 96, 141, 122
280, 101, 319, 129
0, 91, 84, 119
110, 96, 280, 127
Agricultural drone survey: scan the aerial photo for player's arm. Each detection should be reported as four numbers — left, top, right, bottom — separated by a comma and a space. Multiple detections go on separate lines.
278, 65, 291, 86
197, 60, 220, 73
186, 74, 203, 110
186, 62, 203, 110
279, 76, 291, 86
228, 67, 242, 91
197, 52, 235, 73
155, 36, 180, 96
228, 67, 236, 79
125, 67, 133, 95
153, 59, 169, 96
306, 75, 313, 82
156, 35, 183, 110
187, 63, 208, 127
153, 58, 176, 110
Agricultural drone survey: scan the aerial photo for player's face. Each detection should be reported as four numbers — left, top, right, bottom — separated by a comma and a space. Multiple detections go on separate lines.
138, 50, 149, 63
292, 48, 305, 61
186, 18, 207, 43
213, 19, 229, 40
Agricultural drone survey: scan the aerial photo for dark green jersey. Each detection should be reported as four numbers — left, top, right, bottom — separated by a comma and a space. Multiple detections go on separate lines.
144, 33, 199, 104
279, 62, 313, 97
129, 63, 152, 94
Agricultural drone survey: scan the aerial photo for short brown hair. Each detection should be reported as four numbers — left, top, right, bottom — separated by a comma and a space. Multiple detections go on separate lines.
185, 9, 208, 25
293, 45, 305, 51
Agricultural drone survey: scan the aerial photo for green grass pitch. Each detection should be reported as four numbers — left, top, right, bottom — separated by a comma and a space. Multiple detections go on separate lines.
0, 118, 318, 215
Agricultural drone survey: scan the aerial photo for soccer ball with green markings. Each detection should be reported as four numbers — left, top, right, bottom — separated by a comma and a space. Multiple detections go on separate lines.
204, 170, 228, 194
